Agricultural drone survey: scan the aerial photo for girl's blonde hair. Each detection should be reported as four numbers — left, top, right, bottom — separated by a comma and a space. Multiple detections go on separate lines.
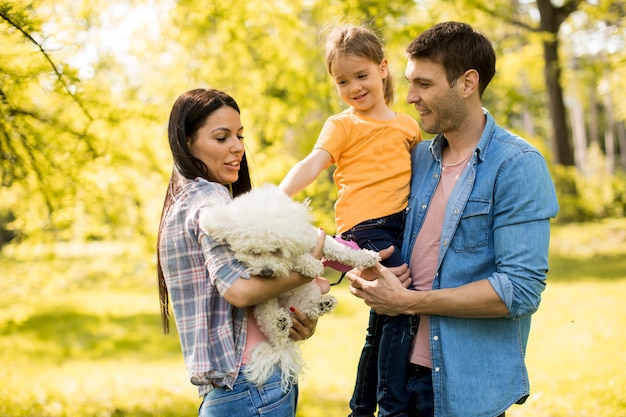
325, 25, 394, 106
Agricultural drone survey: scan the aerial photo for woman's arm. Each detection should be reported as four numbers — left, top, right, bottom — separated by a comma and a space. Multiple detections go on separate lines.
224, 271, 314, 307
223, 228, 326, 307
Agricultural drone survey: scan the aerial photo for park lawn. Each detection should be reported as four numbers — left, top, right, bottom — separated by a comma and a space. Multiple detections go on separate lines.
0, 218, 625, 417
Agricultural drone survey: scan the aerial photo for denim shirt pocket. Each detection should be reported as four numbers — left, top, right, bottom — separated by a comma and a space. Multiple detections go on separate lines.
450, 199, 491, 252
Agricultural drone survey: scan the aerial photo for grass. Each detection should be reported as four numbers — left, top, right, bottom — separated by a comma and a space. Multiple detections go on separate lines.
0, 219, 625, 416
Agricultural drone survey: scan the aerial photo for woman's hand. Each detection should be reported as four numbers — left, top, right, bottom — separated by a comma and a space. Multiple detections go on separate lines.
285, 231, 326, 340
288, 306, 318, 341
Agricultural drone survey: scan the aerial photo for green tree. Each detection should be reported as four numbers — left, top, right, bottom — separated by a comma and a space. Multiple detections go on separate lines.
2, 0, 624, 246
1, 1, 96, 236
165, 0, 428, 231
454, 0, 625, 169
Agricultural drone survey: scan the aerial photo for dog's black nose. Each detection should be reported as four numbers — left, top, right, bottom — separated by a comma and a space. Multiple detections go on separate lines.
260, 268, 274, 277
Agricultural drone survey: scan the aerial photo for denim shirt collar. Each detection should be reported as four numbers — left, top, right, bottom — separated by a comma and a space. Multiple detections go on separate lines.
428, 108, 494, 164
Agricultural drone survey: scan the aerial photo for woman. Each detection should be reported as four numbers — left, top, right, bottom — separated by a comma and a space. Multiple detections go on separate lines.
156, 88, 323, 417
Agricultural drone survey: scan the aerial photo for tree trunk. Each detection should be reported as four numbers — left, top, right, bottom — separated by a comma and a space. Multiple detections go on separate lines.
603, 84, 616, 175
589, 84, 599, 147
570, 95, 587, 175
617, 121, 626, 172
536, 0, 576, 166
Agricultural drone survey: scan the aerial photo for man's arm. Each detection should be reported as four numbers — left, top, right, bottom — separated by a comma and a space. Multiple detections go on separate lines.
347, 263, 509, 318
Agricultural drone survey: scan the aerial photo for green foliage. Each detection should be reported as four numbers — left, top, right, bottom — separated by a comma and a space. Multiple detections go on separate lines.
2, 0, 626, 251
549, 217, 626, 282
0, 1, 167, 244
163, 0, 434, 234
552, 146, 626, 222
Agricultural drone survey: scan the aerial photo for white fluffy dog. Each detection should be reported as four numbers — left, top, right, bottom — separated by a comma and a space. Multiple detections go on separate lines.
199, 184, 380, 389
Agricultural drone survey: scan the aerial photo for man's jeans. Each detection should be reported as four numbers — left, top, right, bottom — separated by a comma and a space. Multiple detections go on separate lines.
198, 367, 298, 417
406, 364, 506, 417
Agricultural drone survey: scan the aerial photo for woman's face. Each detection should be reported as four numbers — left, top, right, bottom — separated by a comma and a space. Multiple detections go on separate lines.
188, 105, 244, 186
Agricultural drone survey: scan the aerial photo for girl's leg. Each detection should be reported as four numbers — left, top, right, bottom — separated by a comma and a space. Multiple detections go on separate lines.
349, 309, 383, 416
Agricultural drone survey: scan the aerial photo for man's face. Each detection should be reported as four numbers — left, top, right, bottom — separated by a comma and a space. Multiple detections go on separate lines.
405, 57, 465, 135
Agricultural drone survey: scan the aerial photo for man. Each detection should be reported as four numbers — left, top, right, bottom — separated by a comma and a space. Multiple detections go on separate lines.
348, 22, 559, 417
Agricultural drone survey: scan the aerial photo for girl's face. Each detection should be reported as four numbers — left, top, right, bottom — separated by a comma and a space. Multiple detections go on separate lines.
188, 105, 245, 186
330, 53, 389, 117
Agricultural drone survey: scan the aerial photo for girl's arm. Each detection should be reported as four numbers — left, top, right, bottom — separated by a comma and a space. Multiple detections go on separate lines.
279, 149, 332, 197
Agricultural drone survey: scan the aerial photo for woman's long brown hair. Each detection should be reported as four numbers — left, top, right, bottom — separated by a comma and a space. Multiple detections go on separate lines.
157, 89, 252, 334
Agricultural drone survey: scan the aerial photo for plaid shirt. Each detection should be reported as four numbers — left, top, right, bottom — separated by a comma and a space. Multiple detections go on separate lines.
159, 178, 250, 396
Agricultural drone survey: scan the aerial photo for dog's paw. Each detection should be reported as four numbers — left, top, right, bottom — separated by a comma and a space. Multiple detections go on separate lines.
319, 299, 333, 313
314, 294, 338, 317
276, 316, 290, 332
354, 248, 381, 268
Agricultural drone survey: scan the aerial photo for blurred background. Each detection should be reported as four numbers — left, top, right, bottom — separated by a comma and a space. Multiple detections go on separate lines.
1, 0, 624, 416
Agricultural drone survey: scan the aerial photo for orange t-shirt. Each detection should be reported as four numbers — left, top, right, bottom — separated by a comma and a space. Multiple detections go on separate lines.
314, 109, 421, 234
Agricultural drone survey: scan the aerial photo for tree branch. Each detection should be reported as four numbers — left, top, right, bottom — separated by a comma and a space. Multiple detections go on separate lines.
0, 5, 93, 122
464, 0, 540, 32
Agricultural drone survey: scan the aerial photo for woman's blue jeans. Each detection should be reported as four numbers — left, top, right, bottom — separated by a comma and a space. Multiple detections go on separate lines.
198, 367, 298, 417
342, 211, 414, 417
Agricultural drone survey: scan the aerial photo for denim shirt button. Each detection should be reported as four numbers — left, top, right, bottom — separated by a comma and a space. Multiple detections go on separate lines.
443, 240, 448, 246
454, 208, 459, 214
421, 204, 427, 210
433, 335, 439, 341
434, 367, 440, 372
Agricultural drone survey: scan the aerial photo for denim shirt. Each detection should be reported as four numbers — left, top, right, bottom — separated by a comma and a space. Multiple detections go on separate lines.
402, 110, 559, 417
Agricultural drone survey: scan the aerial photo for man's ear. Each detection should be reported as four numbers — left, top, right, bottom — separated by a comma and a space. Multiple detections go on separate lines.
460, 69, 479, 97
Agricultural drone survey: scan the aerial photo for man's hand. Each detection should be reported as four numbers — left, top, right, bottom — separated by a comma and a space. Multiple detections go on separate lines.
347, 263, 411, 316
355, 246, 412, 288
349, 263, 510, 319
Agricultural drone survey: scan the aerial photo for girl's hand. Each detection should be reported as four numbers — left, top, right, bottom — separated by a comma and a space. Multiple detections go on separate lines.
311, 228, 326, 260
313, 276, 331, 294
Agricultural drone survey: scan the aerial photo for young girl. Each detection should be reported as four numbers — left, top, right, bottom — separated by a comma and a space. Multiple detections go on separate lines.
157, 88, 325, 417
279, 25, 421, 417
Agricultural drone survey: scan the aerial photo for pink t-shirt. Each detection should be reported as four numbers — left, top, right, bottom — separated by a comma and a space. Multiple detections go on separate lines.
409, 156, 471, 368
242, 308, 267, 365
